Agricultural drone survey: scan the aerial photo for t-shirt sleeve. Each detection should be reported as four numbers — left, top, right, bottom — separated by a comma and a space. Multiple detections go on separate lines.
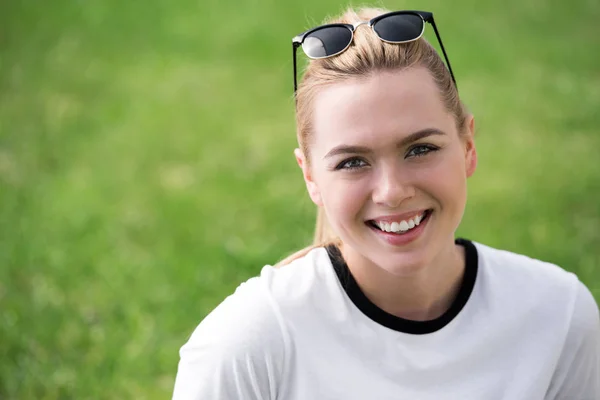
172, 277, 287, 400
545, 279, 600, 400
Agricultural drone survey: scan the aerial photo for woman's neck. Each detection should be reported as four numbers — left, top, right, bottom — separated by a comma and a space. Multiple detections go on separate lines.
340, 241, 466, 321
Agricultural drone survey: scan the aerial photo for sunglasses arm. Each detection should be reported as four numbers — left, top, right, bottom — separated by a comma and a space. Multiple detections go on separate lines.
428, 17, 458, 88
292, 42, 300, 95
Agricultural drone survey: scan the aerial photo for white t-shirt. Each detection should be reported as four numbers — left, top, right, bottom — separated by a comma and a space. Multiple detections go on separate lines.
172, 239, 600, 399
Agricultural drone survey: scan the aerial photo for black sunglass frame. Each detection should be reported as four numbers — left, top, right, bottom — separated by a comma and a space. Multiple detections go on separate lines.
292, 10, 457, 94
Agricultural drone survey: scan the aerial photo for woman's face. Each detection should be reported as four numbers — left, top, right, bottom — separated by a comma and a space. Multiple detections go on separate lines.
296, 67, 477, 274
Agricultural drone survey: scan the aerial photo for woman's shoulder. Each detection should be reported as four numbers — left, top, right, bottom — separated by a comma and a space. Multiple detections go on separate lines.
173, 247, 333, 397
471, 240, 597, 316
179, 246, 331, 356
472, 240, 579, 287
179, 273, 286, 361
260, 246, 336, 300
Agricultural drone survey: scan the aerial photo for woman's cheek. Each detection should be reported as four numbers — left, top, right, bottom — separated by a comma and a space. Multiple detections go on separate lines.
416, 155, 467, 207
324, 176, 368, 214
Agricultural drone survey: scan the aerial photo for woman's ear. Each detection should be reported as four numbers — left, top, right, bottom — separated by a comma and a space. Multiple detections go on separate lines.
295, 148, 323, 206
464, 116, 478, 178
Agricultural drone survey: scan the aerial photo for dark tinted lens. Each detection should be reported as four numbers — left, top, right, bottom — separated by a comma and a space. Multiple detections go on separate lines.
302, 26, 352, 58
373, 13, 423, 42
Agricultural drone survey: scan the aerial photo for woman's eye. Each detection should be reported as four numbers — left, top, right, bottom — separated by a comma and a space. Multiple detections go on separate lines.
406, 144, 439, 158
336, 158, 367, 170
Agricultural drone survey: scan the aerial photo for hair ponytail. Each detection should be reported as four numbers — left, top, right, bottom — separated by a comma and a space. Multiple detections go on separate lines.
275, 207, 339, 268
313, 207, 337, 245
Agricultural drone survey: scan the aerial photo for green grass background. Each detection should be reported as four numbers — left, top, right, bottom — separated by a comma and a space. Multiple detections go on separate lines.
1, 0, 599, 398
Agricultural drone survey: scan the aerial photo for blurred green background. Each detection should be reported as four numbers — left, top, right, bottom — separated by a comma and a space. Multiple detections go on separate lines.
1, 0, 599, 398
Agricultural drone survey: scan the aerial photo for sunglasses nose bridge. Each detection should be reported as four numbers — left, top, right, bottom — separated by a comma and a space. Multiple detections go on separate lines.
352, 21, 369, 30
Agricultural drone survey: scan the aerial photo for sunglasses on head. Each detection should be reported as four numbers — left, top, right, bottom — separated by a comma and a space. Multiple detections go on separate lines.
292, 10, 457, 93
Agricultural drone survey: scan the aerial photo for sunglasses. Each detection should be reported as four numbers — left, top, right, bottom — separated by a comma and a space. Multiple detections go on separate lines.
292, 10, 456, 93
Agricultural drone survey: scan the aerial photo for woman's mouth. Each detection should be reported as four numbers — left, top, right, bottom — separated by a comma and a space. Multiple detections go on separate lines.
366, 209, 433, 235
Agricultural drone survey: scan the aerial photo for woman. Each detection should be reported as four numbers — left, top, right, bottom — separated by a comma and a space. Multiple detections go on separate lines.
173, 7, 600, 399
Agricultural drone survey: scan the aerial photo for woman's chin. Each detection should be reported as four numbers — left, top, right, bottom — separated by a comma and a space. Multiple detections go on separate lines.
372, 252, 432, 277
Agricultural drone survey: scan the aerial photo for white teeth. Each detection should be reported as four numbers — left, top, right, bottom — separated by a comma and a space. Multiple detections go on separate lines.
374, 212, 427, 234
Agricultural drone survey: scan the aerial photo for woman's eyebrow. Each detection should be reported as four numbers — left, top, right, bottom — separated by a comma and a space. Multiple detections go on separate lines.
323, 128, 446, 160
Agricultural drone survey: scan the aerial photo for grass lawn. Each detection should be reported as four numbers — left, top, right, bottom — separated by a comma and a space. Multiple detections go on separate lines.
1, 0, 599, 398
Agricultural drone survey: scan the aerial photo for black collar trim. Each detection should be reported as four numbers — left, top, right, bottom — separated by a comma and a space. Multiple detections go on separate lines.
325, 238, 478, 335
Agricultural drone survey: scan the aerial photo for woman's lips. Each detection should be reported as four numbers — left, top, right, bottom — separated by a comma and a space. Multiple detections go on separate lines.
366, 210, 432, 246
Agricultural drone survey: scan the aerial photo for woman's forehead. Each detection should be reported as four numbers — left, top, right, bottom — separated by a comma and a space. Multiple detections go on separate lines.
311, 68, 455, 148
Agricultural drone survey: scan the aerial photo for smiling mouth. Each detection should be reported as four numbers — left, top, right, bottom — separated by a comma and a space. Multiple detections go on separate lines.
366, 209, 433, 234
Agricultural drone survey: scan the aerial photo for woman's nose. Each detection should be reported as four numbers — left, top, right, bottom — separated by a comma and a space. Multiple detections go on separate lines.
371, 165, 415, 208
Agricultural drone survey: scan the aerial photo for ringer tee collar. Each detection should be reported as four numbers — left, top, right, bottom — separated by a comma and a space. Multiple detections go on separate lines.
325, 238, 478, 335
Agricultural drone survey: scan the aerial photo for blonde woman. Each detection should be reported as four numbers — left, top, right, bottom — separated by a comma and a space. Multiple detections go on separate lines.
173, 7, 600, 399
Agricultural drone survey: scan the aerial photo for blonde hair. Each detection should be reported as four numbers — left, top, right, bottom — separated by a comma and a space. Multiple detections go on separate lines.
275, 7, 469, 267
